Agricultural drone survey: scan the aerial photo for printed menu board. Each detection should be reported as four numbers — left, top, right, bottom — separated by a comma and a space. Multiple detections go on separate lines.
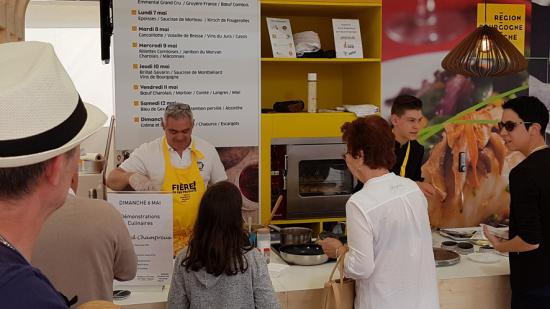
108, 192, 173, 286
112, 0, 260, 151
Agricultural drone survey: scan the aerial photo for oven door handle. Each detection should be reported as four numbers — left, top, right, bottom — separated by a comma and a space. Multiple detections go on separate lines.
283, 154, 288, 190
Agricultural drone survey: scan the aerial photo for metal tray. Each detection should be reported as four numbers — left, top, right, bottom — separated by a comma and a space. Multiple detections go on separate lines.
278, 244, 329, 266
433, 248, 460, 267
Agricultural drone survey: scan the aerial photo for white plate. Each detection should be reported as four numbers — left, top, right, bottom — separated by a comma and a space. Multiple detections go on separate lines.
467, 252, 501, 264
438, 229, 476, 241
479, 224, 509, 239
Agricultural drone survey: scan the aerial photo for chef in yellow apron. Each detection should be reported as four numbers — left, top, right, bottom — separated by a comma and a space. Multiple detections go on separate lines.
161, 137, 206, 255
106, 103, 228, 255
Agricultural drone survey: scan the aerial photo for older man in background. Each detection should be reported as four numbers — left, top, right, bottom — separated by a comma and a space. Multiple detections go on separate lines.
107, 103, 226, 254
32, 169, 137, 307
0, 42, 106, 307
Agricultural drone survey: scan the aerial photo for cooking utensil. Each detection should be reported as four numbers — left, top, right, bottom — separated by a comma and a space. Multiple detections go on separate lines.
270, 195, 284, 222
87, 116, 114, 200
456, 242, 474, 255
318, 231, 343, 240
101, 116, 115, 200
269, 225, 312, 246
440, 241, 458, 251
433, 248, 460, 267
281, 227, 312, 245
279, 243, 329, 266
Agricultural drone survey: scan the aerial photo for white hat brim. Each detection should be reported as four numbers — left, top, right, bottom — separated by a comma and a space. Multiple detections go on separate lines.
0, 103, 107, 168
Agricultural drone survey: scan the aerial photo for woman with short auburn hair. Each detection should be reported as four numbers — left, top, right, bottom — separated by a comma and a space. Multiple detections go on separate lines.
167, 181, 279, 309
341, 115, 396, 170
321, 115, 439, 309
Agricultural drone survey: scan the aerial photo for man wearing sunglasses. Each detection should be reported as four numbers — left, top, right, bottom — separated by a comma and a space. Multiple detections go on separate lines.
484, 96, 550, 309
107, 103, 227, 255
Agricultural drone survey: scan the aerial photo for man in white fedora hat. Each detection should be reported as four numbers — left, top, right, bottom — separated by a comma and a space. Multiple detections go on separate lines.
0, 41, 107, 307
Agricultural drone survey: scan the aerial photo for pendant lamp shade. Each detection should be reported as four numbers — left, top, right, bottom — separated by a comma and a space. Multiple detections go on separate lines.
441, 25, 527, 77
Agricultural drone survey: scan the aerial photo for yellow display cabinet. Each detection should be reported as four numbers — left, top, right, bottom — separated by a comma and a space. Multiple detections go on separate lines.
261, 0, 381, 110
259, 0, 382, 229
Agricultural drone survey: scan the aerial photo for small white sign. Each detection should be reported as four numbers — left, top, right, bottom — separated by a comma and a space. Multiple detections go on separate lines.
266, 17, 297, 58
108, 192, 173, 286
332, 19, 364, 58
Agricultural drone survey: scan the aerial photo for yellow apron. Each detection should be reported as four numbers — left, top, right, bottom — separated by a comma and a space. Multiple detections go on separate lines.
399, 141, 411, 177
161, 137, 206, 255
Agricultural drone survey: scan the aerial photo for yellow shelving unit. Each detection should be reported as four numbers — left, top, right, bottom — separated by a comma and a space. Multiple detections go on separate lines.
261, 0, 381, 111
259, 0, 382, 228
271, 217, 347, 236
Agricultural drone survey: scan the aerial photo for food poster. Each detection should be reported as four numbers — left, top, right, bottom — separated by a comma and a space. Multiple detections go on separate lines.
529, 0, 550, 123
382, 0, 532, 228
112, 0, 261, 222
217, 146, 260, 222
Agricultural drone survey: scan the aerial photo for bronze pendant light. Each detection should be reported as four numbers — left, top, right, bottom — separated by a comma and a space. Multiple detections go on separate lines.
441, 1, 527, 77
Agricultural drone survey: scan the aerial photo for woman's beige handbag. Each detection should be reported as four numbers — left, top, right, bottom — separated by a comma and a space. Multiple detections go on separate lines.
322, 251, 355, 309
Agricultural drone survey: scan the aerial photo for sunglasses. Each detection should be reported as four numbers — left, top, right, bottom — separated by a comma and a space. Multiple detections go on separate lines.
498, 121, 533, 132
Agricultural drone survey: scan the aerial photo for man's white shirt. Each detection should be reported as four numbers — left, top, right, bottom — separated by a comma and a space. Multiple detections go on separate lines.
120, 135, 227, 187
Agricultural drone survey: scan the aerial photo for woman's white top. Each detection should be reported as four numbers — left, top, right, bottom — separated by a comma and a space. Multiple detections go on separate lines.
344, 173, 439, 309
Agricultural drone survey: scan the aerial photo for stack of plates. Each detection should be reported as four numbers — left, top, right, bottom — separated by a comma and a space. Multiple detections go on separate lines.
439, 229, 476, 241
344, 104, 379, 117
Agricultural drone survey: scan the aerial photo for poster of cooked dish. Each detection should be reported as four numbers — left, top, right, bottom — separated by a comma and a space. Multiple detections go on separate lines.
382, 0, 539, 228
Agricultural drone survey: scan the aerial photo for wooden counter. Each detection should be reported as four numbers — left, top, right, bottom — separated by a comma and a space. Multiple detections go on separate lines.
116, 230, 511, 309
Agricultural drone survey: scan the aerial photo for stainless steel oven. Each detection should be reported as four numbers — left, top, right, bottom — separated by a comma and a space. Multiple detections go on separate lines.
272, 138, 354, 219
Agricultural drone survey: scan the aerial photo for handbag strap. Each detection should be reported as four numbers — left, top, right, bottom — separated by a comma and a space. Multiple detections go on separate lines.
337, 251, 346, 288
326, 251, 348, 309
328, 250, 347, 287
328, 252, 341, 281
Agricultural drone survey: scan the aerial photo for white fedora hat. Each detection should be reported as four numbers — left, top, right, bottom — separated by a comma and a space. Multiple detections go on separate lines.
0, 41, 107, 168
